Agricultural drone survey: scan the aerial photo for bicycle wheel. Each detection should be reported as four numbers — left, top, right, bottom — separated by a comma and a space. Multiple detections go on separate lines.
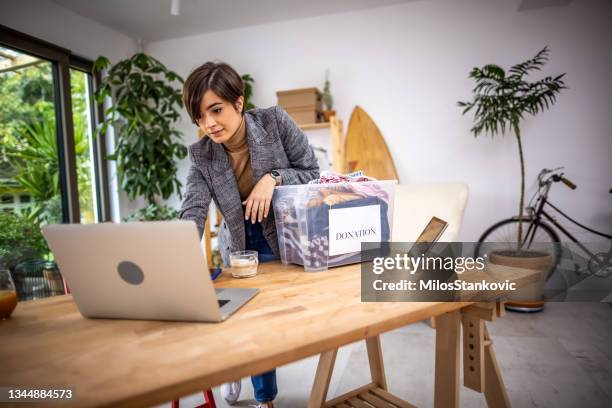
588, 252, 612, 278
474, 218, 562, 279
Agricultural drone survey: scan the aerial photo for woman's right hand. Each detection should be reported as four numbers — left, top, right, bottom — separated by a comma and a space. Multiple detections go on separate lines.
243, 173, 277, 223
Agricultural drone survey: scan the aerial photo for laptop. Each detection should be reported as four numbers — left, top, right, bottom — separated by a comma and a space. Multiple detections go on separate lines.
42, 221, 258, 322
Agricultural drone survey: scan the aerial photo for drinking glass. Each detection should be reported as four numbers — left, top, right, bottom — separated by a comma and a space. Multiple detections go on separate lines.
229, 250, 258, 278
0, 268, 18, 319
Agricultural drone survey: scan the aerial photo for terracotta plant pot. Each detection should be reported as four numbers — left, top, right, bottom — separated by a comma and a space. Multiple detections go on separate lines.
488, 250, 553, 312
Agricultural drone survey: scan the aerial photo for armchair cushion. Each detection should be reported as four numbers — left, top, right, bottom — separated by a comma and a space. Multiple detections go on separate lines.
392, 182, 469, 242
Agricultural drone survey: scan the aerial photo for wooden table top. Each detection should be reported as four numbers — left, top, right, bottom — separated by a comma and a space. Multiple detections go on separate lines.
0, 261, 535, 407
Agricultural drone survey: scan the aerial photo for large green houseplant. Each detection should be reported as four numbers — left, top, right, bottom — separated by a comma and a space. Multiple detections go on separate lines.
458, 46, 566, 251
93, 53, 187, 220
241, 74, 256, 111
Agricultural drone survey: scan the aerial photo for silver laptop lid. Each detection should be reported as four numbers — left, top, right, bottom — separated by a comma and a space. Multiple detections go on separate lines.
42, 221, 223, 322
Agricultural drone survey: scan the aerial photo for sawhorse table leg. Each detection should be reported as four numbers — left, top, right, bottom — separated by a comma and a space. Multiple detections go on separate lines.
434, 310, 461, 408
434, 302, 511, 408
459, 302, 511, 408
310, 302, 511, 408
309, 335, 415, 408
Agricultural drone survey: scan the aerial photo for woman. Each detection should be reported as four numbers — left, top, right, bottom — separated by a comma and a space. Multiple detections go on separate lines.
180, 62, 319, 408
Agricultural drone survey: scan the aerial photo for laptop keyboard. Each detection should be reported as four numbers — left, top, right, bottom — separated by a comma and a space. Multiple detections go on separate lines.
218, 299, 230, 308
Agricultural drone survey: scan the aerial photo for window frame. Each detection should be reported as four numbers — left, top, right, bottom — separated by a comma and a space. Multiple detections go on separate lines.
0, 24, 111, 223
70, 54, 111, 223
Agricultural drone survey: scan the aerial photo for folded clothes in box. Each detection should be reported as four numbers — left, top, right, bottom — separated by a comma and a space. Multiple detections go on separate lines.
272, 177, 397, 271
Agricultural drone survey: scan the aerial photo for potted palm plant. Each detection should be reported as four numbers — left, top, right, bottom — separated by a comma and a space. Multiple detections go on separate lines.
458, 47, 566, 310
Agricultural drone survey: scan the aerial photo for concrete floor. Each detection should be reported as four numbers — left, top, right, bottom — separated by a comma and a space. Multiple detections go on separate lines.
157, 302, 612, 408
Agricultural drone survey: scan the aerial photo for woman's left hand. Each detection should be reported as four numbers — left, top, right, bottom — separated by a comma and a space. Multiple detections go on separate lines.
243, 174, 277, 223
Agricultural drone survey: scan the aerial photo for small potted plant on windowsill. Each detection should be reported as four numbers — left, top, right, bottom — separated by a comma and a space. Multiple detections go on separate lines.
458, 47, 566, 311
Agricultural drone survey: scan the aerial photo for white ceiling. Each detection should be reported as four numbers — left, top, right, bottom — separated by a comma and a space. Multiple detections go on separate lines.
51, 0, 419, 43
519, 0, 574, 11
50, 0, 576, 43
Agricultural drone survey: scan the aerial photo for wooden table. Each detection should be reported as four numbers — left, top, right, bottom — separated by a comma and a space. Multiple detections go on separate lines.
0, 262, 536, 407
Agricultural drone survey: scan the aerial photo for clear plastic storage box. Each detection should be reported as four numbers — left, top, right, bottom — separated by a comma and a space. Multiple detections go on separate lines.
272, 180, 397, 271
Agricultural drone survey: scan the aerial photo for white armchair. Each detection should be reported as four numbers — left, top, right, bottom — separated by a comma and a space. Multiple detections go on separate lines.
392, 182, 469, 242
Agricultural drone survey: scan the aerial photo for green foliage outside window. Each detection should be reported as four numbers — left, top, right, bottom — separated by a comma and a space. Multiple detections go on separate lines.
1, 68, 93, 225
0, 63, 55, 195
0, 211, 49, 269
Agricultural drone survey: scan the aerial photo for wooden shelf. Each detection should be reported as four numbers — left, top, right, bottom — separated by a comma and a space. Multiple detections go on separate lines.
325, 383, 416, 408
299, 122, 330, 130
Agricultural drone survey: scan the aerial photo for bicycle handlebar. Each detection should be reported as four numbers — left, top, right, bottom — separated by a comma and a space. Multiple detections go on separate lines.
561, 177, 577, 190
540, 167, 564, 176
544, 170, 577, 190
538, 167, 565, 186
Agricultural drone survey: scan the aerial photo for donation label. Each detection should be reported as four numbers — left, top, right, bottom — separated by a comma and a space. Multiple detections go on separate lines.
328, 205, 381, 256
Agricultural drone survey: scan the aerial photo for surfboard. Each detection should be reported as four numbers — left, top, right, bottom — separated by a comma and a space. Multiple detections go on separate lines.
343, 106, 399, 181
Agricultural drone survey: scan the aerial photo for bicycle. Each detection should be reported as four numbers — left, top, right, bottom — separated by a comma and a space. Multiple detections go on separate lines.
474, 167, 612, 278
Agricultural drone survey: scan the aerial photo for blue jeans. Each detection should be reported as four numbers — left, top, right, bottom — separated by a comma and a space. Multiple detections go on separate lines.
244, 220, 278, 403
244, 219, 279, 263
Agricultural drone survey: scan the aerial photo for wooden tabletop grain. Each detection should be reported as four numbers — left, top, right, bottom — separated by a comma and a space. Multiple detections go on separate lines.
0, 261, 535, 407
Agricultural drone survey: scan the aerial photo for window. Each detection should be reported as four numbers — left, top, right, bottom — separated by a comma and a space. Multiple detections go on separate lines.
0, 25, 111, 300
70, 67, 98, 223
0, 25, 110, 224
0, 48, 64, 224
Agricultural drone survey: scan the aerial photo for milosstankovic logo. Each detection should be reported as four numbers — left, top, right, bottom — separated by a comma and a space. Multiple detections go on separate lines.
336, 227, 377, 240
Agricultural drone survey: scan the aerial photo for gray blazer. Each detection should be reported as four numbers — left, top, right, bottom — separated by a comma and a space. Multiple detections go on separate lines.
180, 105, 320, 266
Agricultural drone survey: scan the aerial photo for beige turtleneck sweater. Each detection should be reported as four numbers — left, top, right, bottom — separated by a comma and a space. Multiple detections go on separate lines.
223, 117, 254, 201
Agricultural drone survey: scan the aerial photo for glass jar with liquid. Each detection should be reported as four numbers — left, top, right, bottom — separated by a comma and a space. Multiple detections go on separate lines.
0, 268, 18, 319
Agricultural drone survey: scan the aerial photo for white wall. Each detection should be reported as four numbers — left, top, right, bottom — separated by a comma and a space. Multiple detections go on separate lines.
146, 0, 612, 242
0, 0, 139, 221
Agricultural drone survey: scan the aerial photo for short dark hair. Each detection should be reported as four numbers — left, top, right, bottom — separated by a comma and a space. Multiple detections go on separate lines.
182, 61, 244, 125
